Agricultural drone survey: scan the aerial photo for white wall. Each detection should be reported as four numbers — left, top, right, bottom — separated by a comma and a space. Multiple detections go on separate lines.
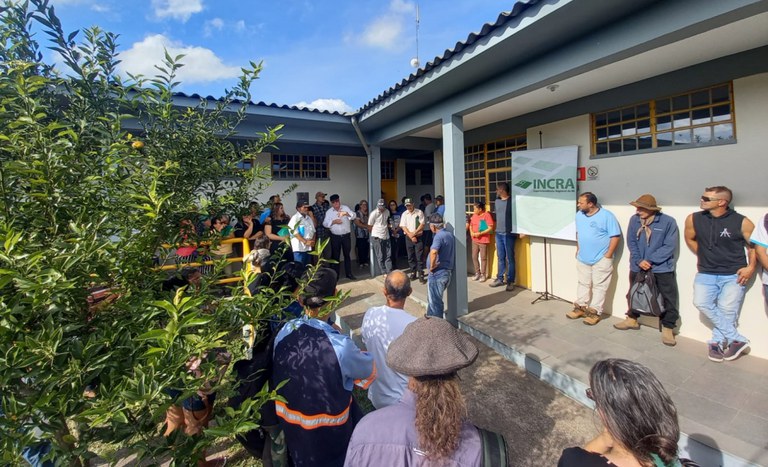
526, 73, 768, 358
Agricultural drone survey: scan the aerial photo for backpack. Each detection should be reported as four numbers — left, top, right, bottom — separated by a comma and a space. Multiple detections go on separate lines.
476, 426, 509, 467
627, 270, 665, 316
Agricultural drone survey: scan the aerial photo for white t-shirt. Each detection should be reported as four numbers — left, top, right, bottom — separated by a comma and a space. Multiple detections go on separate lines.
289, 212, 316, 253
750, 213, 768, 284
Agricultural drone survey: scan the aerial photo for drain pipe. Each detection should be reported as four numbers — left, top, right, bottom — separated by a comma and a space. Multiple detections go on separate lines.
351, 115, 370, 156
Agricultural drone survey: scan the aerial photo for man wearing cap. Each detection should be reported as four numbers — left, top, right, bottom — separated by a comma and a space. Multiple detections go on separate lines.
368, 198, 392, 275
345, 316, 485, 466
426, 213, 454, 319
614, 194, 680, 346
399, 198, 426, 282
323, 194, 357, 280
289, 201, 316, 266
567, 192, 621, 326
750, 212, 768, 307
272, 268, 376, 467
311, 192, 332, 263
361, 271, 416, 409
684, 186, 755, 362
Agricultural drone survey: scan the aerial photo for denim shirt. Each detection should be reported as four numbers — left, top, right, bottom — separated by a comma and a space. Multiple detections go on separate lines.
626, 212, 678, 273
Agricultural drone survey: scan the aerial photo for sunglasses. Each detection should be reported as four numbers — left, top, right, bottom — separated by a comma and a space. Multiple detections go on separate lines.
700, 196, 723, 202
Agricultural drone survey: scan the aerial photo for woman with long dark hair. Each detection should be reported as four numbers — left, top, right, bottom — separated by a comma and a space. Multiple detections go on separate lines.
558, 359, 698, 467
387, 199, 401, 269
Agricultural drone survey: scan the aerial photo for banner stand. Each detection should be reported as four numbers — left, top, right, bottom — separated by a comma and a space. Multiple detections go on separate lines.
531, 237, 569, 305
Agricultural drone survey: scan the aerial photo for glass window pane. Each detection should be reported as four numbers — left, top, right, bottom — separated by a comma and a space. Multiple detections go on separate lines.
607, 110, 621, 124
692, 108, 711, 125
656, 98, 670, 114
714, 123, 734, 142
622, 122, 636, 136
637, 104, 650, 118
608, 125, 621, 139
596, 142, 607, 154
673, 130, 691, 145
621, 107, 635, 121
638, 135, 653, 150
595, 113, 606, 126
691, 90, 709, 108
673, 112, 691, 128
623, 138, 637, 152
608, 140, 622, 153
712, 104, 731, 122
637, 119, 651, 134
693, 126, 712, 144
672, 95, 689, 111
711, 85, 729, 104
656, 115, 672, 131
657, 132, 673, 147
596, 127, 607, 140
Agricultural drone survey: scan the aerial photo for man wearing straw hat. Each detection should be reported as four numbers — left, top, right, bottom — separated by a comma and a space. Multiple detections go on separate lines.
614, 194, 680, 346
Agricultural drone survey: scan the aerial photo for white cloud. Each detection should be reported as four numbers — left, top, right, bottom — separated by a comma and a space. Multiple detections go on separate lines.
203, 17, 224, 37
118, 34, 240, 84
151, 0, 203, 22
294, 98, 354, 114
235, 20, 246, 33
354, 0, 416, 50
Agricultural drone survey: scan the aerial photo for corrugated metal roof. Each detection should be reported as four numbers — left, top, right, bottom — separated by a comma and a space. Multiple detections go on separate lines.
171, 92, 350, 117
357, 0, 540, 113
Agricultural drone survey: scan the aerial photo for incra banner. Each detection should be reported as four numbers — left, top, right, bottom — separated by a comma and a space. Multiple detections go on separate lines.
511, 146, 577, 241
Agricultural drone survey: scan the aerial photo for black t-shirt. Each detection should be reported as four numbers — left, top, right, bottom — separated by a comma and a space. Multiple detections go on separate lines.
558, 447, 614, 467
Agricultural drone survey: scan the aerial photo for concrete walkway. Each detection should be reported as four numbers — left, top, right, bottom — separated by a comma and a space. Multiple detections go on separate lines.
336, 269, 768, 467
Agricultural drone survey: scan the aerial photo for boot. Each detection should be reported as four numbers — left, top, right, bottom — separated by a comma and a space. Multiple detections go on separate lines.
661, 327, 676, 346
613, 316, 640, 330
566, 305, 585, 320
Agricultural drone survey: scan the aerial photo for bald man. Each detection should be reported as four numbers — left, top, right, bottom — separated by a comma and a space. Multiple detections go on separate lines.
360, 271, 417, 409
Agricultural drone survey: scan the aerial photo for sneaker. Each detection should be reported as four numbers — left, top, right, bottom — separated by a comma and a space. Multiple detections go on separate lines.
472, 273, 481, 281
479, 275, 487, 283
613, 317, 640, 331
566, 306, 585, 320
723, 341, 750, 361
708, 343, 724, 362
505, 283, 516, 292
489, 279, 505, 288
583, 310, 601, 326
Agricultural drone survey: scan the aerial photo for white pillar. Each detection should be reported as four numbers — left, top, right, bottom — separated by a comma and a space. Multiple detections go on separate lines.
442, 115, 467, 324
369, 145, 382, 277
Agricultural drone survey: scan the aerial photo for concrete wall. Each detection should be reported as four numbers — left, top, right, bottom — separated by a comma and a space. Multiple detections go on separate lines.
526, 73, 768, 358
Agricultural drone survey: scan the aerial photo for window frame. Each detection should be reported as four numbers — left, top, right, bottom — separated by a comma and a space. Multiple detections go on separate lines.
271, 154, 329, 180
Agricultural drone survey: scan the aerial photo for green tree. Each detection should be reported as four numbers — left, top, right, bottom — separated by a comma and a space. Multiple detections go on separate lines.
0, 0, 293, 464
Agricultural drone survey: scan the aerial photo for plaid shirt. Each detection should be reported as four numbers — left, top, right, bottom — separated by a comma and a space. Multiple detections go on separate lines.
311, 202, 330, 238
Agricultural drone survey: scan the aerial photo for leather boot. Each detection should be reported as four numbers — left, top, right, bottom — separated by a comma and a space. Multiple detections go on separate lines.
661, 327, 676, 346
613, 316, 640, 330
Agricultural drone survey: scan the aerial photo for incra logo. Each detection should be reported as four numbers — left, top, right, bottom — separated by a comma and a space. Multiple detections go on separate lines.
515, 180, 532, 189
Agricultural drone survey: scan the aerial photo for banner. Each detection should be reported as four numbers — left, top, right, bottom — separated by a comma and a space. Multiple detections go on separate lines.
511, 146, 577, 241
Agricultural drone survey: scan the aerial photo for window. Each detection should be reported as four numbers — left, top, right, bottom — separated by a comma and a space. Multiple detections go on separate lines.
464, 135, 527, 213
381, 160, 395, 181
272, 154, 329, 180
592, 83, 735, 157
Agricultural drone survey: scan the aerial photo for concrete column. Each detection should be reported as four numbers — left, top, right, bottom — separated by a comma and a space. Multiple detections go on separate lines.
434, 149, 444, 197
442, 115, 467, 325
369, 145, 382, 277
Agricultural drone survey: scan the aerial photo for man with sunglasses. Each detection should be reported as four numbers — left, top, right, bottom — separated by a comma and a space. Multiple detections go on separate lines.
684, 186, 756, 362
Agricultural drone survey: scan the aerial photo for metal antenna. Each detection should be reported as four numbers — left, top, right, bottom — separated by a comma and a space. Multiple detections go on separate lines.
410, 3, 420, 68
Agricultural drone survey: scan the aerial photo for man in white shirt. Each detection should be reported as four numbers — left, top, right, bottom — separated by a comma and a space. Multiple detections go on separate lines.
323, 194, 357, 280
399, 197, 426, 283
361, 271, 417, 409
289, 200, 316, 266
368, 198, 392, 275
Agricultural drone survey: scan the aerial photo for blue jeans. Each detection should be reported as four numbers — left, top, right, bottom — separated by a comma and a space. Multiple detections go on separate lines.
293, 251, 310, 266
693, 273, 747, 345
495, 233, 516, 284
427, 270, 452, 318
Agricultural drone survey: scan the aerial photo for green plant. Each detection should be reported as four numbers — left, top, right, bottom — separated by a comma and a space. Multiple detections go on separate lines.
0, 0, 295, 464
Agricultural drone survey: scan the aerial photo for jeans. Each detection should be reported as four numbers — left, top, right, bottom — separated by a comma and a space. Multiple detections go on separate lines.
427, 270, 452, 318
330, 233, 353, 277
293, 251, 310, 266
627, 271, 680, 329
576, 256, 614, 314
693, 273, 747, 345
371, 237, 392, 274
495, 233, 516, 284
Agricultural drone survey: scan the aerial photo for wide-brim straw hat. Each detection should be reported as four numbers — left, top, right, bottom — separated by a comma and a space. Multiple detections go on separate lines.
630, 194, 661, 211
387, 316, 478, 377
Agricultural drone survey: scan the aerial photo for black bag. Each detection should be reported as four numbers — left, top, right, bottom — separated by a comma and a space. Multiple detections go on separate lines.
476, 426, 509, 467
627, 270, 665, 316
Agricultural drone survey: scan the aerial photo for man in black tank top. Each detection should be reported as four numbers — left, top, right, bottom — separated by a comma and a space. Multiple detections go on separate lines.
684, 186, 756, 362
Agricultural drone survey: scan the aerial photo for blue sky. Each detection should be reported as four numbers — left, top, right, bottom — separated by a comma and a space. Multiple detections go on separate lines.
46, 0, 516, 113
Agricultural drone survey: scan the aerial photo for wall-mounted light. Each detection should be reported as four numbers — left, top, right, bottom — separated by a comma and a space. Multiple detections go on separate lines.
546, 84, 560, 92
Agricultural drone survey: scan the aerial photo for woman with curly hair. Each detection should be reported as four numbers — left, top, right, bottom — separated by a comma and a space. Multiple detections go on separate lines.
345, 316, 498, 466
558, 358, 698, 467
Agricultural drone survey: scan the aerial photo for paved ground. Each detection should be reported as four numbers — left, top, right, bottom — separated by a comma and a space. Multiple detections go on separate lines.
334, 273, 597, 467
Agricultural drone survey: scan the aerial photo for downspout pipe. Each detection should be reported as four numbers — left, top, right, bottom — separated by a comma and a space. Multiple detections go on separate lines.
351, 115, 371, 156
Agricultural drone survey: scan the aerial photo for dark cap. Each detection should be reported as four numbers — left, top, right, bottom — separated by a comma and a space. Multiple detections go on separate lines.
330, 194, 340, 202
296, 200, 309, 208
387, 317, 478, 377
404, 197, 413, 205
435, 195, 444, 201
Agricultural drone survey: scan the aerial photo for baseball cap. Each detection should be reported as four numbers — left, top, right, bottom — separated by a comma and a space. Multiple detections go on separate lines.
315, 191, 327, 198
330, 194, 340, 202
377, 198, 385, 207
404, 197, 413, 205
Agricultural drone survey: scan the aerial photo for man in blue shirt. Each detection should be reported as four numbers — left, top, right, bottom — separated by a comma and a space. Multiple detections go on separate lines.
567, 192, 621, 325
426, 213, 455, 318
614, 194, 680, 346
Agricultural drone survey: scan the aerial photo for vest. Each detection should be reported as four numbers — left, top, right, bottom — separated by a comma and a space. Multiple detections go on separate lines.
692, 209, 747, 274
